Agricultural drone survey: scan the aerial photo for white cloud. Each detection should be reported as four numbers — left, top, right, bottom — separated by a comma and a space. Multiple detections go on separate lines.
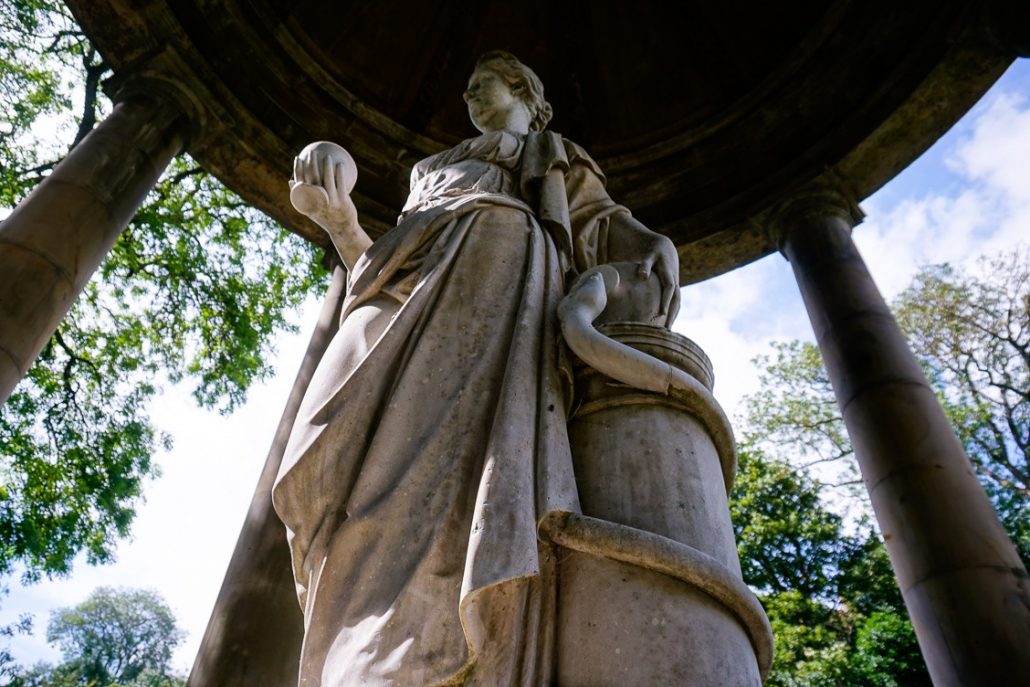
673, 255, 810, 419
856, 188, 991, 298
676, 81, 1030, 425
858, 87, 1030, 299
951, 92, 1030, 204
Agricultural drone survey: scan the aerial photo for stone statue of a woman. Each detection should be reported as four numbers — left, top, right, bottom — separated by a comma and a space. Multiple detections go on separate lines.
274, 51, 680, 686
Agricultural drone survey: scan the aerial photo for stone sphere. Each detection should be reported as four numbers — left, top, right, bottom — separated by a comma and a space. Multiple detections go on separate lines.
298, 140, 358, 194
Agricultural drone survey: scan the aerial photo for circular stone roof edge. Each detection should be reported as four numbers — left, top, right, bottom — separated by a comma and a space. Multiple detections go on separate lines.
678, 27, 1013, 284
65, 1, 1016, 284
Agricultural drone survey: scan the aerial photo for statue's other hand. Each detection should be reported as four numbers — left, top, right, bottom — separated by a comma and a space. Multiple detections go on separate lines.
635, 234, 681, 327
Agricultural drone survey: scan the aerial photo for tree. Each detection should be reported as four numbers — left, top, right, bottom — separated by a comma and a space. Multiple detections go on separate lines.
729, 447, 927, 686
849, 611, 928, 687
734, 246, 1029, 682
0, 607, 33, 681
893, 250, 1029, 557
894, 250, 1028, 497
742, 248, 1029, 564
0, 1, 326, 580
731, 447, 853, 600
10, 587, 184, 686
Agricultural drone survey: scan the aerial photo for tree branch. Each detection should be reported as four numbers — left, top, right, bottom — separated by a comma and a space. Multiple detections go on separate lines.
70, 46, 108, 149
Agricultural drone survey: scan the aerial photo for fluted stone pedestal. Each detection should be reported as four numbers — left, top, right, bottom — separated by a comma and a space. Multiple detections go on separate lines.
548, 324, 771, 686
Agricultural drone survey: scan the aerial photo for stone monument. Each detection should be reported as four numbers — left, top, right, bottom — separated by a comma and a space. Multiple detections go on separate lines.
275, 50, 769, 686
3, 4, 1023, 684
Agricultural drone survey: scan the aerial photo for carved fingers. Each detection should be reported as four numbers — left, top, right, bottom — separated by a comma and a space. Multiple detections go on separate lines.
294, 151, 320, 187
290, 142, 370, 268
637, 236, 680, 327
664, 277, 681, 327
322, 154, 340, 206
290, 148, 359, 230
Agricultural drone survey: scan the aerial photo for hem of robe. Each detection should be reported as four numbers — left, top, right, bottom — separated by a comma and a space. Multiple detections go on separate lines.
430, 518, 568, 687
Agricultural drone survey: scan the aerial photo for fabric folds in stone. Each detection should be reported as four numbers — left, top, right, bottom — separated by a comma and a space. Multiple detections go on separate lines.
273, 130, 625, 686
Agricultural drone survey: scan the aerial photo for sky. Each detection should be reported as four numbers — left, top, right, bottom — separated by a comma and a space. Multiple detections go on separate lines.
1, 59, 1028, 677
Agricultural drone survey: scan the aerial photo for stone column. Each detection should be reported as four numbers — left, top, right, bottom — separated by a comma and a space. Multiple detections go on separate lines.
0, 84, 188, 405
773, 186, 1030, 686
188, 263, 346, 687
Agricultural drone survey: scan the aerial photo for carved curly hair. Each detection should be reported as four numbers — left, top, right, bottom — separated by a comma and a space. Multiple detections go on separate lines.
472, 51, 553, 132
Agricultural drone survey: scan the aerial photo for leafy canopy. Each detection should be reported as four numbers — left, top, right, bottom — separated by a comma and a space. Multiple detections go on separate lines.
729, 447, 926, 686
0, 0, 327, 581
893, 251, 1029, 503
10, 586, 185, 686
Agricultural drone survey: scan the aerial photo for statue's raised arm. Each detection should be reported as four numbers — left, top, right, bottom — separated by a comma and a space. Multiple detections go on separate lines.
289, 140, 371, 270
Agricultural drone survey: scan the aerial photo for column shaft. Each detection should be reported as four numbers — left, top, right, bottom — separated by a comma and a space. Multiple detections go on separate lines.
188, 264, 346, 687
0, 91, 186, 404
781, 207, 1030, 686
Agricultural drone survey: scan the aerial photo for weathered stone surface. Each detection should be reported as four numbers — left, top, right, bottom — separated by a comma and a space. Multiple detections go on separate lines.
777, 187, 1030, 686
0, 92, 185, 404
569, 365, 740, 572
557, 553, 760, 687
247, 52, 759, 687
553, 301, 768, 684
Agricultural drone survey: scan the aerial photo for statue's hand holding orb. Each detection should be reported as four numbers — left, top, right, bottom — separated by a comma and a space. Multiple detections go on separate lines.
290, 141, 359, 231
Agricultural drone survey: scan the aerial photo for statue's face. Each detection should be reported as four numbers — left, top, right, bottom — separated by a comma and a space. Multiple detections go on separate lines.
464, 68, 525, 133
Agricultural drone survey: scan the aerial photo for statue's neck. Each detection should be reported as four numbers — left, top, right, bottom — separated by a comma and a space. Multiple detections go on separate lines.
477, 105, 531, 135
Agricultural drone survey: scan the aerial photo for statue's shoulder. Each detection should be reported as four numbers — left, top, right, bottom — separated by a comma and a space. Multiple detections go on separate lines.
553, 133, 606, 183
521, 131, 607, 186
554, 135, 589, 162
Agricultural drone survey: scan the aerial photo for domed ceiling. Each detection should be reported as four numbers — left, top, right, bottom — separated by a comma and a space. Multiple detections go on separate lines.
67, 0, 1012, 281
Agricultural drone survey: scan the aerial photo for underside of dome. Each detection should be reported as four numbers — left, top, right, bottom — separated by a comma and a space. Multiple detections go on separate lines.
66, 0, 1014, 282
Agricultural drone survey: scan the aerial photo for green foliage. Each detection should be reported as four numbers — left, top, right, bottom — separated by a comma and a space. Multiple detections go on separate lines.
742, 248, 1029, 565
0, 605, 33, 681
893, 251, 1030, 564
742, 340, 856, 485
730, 449, 848, 598
729, 448, 927, 685
736, 247, 1029, 683
10, 587, 185, 686
759, 591, 853, 687
0, 0, 328, 581
835, 531, 904, 617
758, 595, 928, 687
0, 0, 101, 206
892, 249, 1029, 503
850, 611, 929, 687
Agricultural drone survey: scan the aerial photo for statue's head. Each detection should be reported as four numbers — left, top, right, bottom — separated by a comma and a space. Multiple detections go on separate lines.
464, 51, 553, 134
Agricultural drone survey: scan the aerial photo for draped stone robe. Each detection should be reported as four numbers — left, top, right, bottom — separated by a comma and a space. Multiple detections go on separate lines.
273, 130, 632, 686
